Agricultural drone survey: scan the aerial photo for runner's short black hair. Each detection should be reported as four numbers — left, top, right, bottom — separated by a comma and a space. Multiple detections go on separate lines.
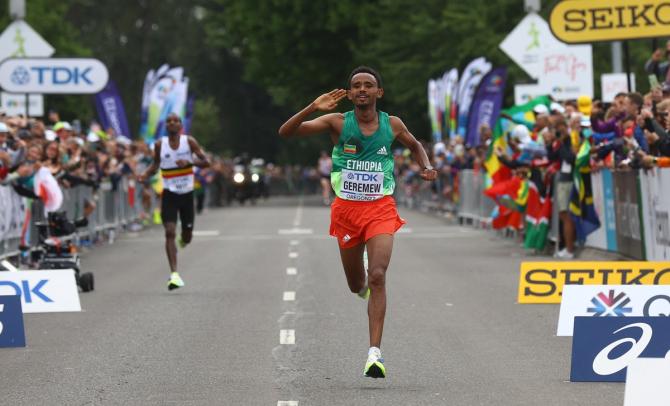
347, 66, 383, 89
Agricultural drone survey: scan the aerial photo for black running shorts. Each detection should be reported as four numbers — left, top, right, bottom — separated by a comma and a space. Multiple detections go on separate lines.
161, 190, 195, 230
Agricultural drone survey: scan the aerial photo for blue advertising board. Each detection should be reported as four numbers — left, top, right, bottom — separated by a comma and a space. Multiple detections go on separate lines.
571, 316, 670, 382
0, 295, 26, 348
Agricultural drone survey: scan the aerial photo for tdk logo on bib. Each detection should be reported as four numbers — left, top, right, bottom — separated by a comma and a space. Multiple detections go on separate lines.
347, 172, 380, 182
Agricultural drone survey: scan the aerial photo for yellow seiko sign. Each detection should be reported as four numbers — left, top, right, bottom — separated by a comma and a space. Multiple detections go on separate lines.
549, 0, 670, 43
518, 262, 670, 303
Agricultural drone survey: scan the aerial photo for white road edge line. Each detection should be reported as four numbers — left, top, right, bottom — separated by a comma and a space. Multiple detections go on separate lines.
280, 329, 295, 345
283, 291, 296, 301
286, 267, 297, 275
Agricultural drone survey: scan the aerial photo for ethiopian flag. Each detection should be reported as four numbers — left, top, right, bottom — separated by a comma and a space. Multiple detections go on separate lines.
569, 140, 600, 242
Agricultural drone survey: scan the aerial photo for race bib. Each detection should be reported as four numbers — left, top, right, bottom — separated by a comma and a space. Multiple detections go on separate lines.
164, 175, 194, 194
340, 169, 384, 201
561, 161, 572, 174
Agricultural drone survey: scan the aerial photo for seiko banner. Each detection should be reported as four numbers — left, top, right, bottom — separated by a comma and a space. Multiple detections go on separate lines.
0, 270, 81, 313
570, 317, 670, 382
517, 261, 670, 304
0, 58, 109, 94
550, 0, 670, 43
557, 285, 670, 336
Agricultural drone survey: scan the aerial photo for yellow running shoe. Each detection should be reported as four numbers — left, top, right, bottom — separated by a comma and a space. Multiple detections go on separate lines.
153, 208, 162, 225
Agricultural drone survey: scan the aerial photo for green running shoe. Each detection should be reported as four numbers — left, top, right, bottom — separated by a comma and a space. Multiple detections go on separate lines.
177, 235, 187, 249
364, 349, 386, 378
168, 272, 185, 290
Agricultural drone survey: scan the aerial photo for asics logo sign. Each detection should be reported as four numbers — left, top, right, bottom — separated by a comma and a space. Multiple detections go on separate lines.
0, 58, 109, 94
592, 322, 653, 376
571, 316, 670, 381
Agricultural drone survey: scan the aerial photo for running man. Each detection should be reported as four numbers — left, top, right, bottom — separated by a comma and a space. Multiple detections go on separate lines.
140, 113, 210, 290
278, 66, 437, 378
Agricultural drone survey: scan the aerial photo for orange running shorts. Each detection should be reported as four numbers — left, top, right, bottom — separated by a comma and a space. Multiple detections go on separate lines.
329, 195, 406, 249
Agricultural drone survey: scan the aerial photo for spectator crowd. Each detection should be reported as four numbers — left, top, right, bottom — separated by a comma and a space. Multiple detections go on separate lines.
392, 40, 670, 258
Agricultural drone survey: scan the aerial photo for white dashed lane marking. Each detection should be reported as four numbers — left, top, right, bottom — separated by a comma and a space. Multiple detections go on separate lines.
283, 291, 295, 301
280, 329, 295, 344
286, 267, 297, 275
289, 252, 298, 259
278, 228, 313, 235
278, 401, 298, 406
192, 230, 220, 237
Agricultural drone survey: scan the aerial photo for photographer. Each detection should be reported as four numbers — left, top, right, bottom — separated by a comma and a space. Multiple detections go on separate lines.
645, 39, 670, 85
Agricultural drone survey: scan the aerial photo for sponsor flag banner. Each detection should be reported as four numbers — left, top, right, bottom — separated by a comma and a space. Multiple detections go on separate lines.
456, 57, 491, 140
517, 261, 670, 304
94, 80, 132, 139
557, 285, 670, 336
0, 270, 81, 313
466, 67, 507, 147
427, 80, 440, 141
183, 94, 196, 135
140, 65, 189, 141
571, 317, 670, 382
443, 69, 459, 138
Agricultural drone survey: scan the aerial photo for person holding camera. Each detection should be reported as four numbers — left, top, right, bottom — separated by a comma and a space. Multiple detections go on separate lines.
645, 39, 670, 85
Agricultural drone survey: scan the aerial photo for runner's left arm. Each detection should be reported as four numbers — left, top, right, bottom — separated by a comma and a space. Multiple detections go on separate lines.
188, 136, 211, 168
391, 116, 437, 181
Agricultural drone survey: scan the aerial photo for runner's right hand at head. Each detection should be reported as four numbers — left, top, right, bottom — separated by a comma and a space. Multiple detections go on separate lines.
313, 89, 347, 111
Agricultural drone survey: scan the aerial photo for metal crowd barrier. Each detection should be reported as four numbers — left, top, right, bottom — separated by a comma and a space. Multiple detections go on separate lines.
0, 177, 153, 262
398, 166, 670, 260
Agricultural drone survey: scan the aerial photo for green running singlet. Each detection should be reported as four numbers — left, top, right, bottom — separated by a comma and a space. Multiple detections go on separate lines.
331, 111, 395, 201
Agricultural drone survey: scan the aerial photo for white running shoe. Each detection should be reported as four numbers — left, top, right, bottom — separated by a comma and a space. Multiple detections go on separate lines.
554, 249, 575, 259
364, 347, 386, 378
168, 272, 185, 290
